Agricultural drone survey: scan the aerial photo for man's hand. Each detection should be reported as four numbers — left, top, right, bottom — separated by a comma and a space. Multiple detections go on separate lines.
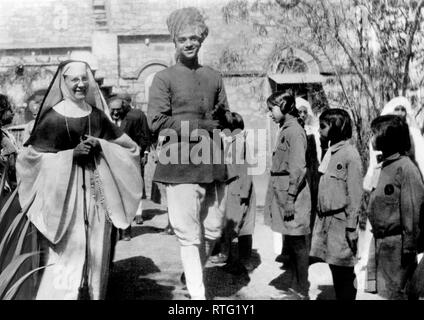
284, 197, 295, 221
345, 229, 358, 255
199, 119, 221, 132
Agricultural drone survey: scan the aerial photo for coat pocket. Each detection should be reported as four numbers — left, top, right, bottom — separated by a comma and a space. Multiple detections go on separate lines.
272, 176, 289, 207
229, 178, 242, 196
329, 167, 347, 181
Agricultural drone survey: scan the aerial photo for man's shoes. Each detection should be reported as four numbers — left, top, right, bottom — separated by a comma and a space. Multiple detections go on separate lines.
135, 215, 144, 225
275, 253, 289, 264
270, 291, 297, 300
209, 253, 228, 264
120, 227, 131, 241
222, 261, 248, 275
240, 259, 255, 272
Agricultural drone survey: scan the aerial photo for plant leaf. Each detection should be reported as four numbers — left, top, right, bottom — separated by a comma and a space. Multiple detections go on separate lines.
0, 162, 10, 201
2, 264, 51, 300
0, 252, 39, 299
0, 212, 26, 271
0, 187, 19, 226
12, 218, 30, 259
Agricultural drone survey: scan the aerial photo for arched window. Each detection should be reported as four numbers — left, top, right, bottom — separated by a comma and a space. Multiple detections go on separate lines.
134, 61, 167, 112
276, 57, 308, 74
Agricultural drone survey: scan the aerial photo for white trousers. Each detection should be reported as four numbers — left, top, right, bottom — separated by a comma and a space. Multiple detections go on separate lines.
166, 182, 227, 299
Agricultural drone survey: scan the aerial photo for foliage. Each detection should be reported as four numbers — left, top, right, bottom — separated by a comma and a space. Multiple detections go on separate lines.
0, 163, 42, 300
0, 66, 49, 109
293, 0, 424, 166
219, 47, 246, 71
217, 30, 262, 72
221, 0, 424, 166
219, 0, 424, 228
222, 0, 251, 24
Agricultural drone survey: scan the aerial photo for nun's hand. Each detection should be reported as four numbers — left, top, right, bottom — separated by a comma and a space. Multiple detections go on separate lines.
84, 136, 101, 155
73, 141, 91, 164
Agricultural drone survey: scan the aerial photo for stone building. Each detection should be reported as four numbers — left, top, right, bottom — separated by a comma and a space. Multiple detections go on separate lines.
0, 0, 335, 202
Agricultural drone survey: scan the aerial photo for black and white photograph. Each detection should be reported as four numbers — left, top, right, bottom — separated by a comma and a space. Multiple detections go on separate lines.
1, 0, 424, 306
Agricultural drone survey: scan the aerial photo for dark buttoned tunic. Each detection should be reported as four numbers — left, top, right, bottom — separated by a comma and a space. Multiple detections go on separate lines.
147, 62, 229, 184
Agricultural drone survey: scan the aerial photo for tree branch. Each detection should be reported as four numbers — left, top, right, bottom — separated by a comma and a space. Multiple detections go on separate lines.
402, 0, 424, 95
324, 3, 377, 108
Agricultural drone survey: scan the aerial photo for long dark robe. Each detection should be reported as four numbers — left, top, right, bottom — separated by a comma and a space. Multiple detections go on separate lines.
14, 106, 122, 300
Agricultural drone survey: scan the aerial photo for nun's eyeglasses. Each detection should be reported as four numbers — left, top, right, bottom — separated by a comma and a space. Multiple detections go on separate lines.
64, 76, 89, 85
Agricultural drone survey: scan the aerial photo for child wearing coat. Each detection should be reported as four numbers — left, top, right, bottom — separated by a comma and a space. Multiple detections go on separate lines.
211, 112, 256, 274
367, 114, 424, 300
310, 108, 363, 300
264, 91, 311, 300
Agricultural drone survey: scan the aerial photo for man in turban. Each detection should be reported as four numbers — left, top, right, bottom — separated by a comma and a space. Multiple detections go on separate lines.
147, 7, 232, 300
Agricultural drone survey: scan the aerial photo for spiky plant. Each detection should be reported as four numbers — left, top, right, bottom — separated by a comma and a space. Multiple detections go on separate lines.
0, 158, 44, 300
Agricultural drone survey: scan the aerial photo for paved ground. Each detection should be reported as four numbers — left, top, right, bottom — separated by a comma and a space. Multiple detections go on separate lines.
105, 198, 380, 300
105, 157, 381, 300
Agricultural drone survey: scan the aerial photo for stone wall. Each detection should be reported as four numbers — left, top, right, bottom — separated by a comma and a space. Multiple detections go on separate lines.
0, 0, 92, 49
118, 35, 174, 79
0, 0, 331, 101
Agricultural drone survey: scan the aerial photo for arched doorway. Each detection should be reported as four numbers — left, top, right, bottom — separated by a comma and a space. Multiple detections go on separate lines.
268, 47, 328, 112
133, 61, 167, 200
266, 47, 328, 170
133, 60, 168, 112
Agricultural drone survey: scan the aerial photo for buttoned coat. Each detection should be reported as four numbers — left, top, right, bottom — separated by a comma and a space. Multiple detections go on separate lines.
147, 62, 229, 184
367, 154, 424, 298
264, 117, 311, 236
224, 131, 256, 237
310, 140, 363, 267
368, 154, 423, 252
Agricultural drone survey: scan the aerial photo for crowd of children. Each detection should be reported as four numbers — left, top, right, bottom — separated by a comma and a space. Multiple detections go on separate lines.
263, 91, 424, 300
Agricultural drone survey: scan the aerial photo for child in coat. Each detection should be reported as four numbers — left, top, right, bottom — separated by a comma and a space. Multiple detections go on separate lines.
211, 112, 256, 274
367, 114, 424, 299
264, 91, 311, 300
310, 108, 363, 300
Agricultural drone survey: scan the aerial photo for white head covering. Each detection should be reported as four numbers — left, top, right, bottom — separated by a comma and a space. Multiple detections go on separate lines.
380, 96, 412, 115
60, 61, 89, 104
296, 97, 321, 162
296, 97, 313, 117
364, 96, 424, 191
26, 60, 111, 145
